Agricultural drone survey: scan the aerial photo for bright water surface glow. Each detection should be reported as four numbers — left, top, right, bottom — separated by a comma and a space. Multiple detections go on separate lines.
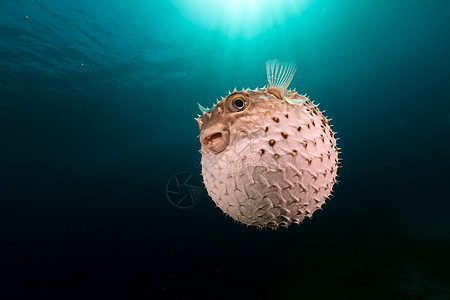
171, 0, 313, 38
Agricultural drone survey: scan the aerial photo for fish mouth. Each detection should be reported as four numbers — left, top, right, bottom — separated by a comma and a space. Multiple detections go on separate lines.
201, 128, 229, 154
204, 132, 223, 145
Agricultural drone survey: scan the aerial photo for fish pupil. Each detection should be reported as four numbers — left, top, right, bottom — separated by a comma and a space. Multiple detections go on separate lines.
233, 98, 245, 110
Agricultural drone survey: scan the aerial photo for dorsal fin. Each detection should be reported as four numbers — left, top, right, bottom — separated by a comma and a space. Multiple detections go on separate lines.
266, 59, 297, 93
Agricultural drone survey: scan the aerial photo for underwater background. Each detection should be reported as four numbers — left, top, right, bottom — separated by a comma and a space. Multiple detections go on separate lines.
1, 0, 449, 298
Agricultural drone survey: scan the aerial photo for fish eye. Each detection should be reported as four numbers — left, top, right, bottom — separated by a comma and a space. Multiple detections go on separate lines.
227, 95, 248, 112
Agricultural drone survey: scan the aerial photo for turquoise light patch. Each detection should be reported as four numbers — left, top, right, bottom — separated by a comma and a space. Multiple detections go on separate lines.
171, 0, 313, 38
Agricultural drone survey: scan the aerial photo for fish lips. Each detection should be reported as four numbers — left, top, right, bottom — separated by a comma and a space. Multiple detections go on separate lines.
200, 126, 230, 154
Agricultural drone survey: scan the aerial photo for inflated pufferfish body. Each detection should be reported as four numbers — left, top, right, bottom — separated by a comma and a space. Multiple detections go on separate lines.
196, 60, 339, 229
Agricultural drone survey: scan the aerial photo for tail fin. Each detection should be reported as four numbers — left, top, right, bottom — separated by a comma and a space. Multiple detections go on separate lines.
266, 59, 297, 92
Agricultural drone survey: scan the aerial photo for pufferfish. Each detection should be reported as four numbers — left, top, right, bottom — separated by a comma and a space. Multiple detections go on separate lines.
195, 60, 339, 229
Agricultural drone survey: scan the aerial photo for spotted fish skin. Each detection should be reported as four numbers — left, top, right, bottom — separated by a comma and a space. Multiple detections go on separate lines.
197, 61, 339, 229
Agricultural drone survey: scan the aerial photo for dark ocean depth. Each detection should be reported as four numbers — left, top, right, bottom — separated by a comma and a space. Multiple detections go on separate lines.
1, 0, 449, 299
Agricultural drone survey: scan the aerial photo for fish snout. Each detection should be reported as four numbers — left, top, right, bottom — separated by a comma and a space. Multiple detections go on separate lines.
200, 125, 230, 154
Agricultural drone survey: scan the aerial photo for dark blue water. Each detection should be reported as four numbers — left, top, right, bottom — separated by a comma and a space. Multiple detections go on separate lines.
1, 0, 449, 298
